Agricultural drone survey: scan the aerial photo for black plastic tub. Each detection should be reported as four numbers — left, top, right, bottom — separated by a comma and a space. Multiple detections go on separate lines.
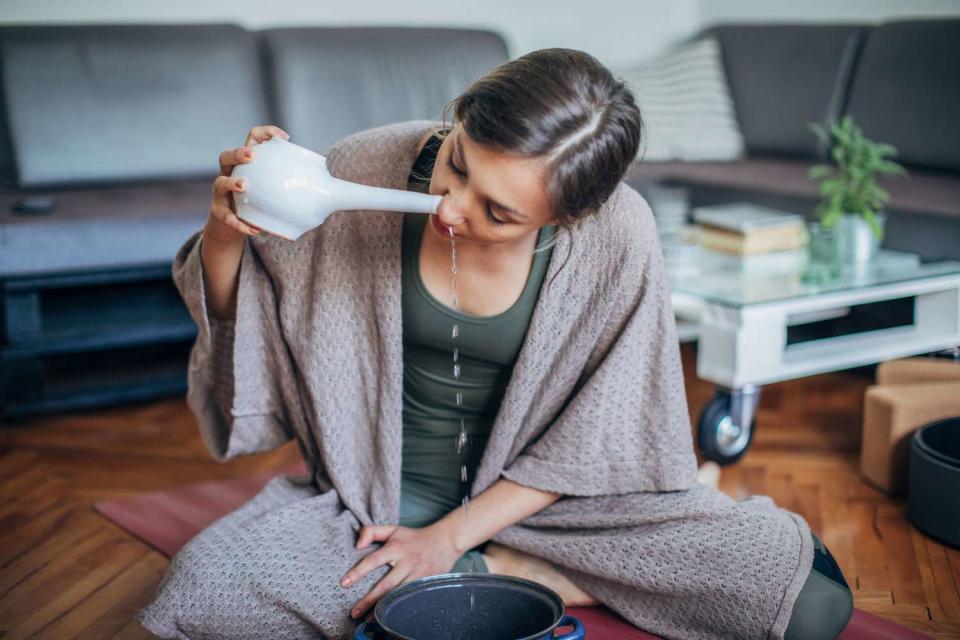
908, 417, 960, 548
354, 573, 584, 640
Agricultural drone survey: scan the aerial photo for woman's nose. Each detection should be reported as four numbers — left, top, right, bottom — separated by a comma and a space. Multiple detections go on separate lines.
436, 194, 467, 227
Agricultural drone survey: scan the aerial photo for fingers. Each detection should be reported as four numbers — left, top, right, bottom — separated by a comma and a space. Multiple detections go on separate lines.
218, 125, 290, 176
219, 145, 255, 177
356, 525, 397, 550
340, 546, 390, 588
212, 174, 244, 200
211, 125, 288, 236
209, 202, 261, 237
210, 176, 261, 236
351, 566, 410, 620
244, 125, 290, 148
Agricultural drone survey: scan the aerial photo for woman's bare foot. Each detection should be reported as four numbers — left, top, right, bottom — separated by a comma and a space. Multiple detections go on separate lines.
697, 461, 721, 489
482, 542, 599, 607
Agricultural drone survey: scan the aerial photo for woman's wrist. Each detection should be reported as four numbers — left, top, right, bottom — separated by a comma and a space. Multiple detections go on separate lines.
203, 218, 246, 246
428, 514, 474, 556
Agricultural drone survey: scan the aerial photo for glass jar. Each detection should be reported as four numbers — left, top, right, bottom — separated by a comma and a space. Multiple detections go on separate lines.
802, 222, 842, 285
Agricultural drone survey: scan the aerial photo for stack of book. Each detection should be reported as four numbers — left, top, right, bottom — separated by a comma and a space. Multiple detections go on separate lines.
690, 202, 809, 274
694, 203, 807, 255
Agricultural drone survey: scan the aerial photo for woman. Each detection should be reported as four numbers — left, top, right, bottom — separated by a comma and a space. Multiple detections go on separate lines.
141, 49, 851, 639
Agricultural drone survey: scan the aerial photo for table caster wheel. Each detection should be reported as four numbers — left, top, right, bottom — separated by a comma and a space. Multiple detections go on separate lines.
697, 389, 755, 466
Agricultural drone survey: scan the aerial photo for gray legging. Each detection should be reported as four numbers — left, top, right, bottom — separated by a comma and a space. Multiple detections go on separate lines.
784, 533, 854, 640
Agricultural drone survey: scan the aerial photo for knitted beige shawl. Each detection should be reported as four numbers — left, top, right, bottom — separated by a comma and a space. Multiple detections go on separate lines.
141, 120, 813, 640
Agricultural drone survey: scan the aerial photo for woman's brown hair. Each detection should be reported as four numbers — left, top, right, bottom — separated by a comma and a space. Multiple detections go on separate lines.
433, 47, 644, 229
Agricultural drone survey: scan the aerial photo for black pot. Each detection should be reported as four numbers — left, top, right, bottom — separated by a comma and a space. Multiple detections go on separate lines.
353, 573, 585, 640
908, 416, 960, 548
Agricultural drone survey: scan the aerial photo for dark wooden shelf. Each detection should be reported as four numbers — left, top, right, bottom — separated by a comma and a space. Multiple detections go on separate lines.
1, 262, 195, 421
2, 340, 191, 421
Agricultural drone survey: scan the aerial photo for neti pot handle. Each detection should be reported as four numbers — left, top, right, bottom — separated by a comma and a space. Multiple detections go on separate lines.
553, 615, 586, 640
354, 621, 383, 639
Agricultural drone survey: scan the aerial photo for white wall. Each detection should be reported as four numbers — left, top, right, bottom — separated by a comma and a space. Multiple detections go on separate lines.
697, 0, 960, 26
2, 0, 958, 69
0, 0, 699, 69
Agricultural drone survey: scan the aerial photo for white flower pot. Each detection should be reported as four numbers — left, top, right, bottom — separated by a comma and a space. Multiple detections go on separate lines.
840, 213, 885, 264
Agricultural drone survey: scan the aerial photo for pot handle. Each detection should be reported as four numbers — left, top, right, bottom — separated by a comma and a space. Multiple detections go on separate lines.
553, 615, 585, 640
354, 621, 384, 639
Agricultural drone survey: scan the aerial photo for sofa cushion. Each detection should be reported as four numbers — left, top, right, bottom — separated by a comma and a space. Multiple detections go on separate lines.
617, 36, 744, 162
845, 20, 960, 173
260, 27, 508, 155
0, 24, 270, 189
0, 182, 209, 278
626, 157, 960, 220
708, 24, 867, 158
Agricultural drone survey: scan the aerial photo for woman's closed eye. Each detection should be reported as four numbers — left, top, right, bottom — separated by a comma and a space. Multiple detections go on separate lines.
446, 154, 507, 226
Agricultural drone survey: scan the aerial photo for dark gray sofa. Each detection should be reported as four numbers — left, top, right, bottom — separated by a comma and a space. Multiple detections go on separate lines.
626, 19, 960, 262
0, 24, 507, 419
2, 19, 956, 419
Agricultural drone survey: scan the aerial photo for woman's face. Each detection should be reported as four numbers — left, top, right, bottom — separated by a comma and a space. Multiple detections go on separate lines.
429, 124, 557, 246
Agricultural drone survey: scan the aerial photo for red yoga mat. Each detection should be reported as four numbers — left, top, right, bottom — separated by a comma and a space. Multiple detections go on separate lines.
94, 471, 929, 640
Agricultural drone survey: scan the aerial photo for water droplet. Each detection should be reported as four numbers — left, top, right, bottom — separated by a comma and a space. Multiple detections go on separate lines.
455, 391, 463, 406
242, 196, 249, 204
453, 363, 460, 378
470, 591, 476, 609
451, 293, 459, 308
451, 324, 459, 339
461, 465, 468, 482
452, 348, 459, 363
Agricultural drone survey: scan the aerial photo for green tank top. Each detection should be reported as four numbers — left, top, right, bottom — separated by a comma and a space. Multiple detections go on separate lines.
399, 135, 555, 526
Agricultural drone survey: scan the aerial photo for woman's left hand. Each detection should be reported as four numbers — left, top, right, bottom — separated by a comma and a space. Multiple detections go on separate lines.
340, 523, 463, 620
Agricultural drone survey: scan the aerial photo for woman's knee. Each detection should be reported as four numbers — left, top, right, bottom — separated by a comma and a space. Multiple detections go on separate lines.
784, 567, 853, 640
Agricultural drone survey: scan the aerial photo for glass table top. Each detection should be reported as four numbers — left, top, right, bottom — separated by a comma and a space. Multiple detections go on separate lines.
666, 244, 960, 308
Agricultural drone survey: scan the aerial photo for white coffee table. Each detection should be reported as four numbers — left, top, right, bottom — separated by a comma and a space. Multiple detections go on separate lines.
668, 247, 960, 465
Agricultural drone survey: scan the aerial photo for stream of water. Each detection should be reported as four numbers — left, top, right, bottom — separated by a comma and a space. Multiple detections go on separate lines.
449, 227, 471, 518
449, 228, 477, 613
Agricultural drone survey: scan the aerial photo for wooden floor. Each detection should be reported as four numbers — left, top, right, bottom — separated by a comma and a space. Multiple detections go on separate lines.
2, 343, 959, 639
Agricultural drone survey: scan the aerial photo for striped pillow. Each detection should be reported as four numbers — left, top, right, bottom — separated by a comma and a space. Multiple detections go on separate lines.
617, 37, 744, 162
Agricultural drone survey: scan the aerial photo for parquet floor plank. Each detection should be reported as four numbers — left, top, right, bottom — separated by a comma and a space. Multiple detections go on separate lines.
1, 500, 81, 575
0, 343, 956, 638
107, 618, 156, 640
41, 552, 166, 640
0, 509, 105, 600
876, 508, 928, 607
0, 521, 141, 626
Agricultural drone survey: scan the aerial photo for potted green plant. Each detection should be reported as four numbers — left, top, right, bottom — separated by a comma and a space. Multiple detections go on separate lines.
807, 115, 907, 264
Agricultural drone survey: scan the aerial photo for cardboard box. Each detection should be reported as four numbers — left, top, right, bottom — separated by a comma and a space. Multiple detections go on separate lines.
861, 381, 960, 495
876, 357, 960, 386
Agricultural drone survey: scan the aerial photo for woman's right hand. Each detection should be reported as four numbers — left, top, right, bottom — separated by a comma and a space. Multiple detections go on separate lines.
205, 125, 291, 243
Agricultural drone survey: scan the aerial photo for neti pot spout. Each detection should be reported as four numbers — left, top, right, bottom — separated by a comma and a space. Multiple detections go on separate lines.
327, 174, 442, 216
231, 137, 442, 241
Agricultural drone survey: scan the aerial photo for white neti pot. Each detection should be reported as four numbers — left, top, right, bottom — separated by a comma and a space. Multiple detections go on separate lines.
231, 137, 442, 241
839, 212, 885, 264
